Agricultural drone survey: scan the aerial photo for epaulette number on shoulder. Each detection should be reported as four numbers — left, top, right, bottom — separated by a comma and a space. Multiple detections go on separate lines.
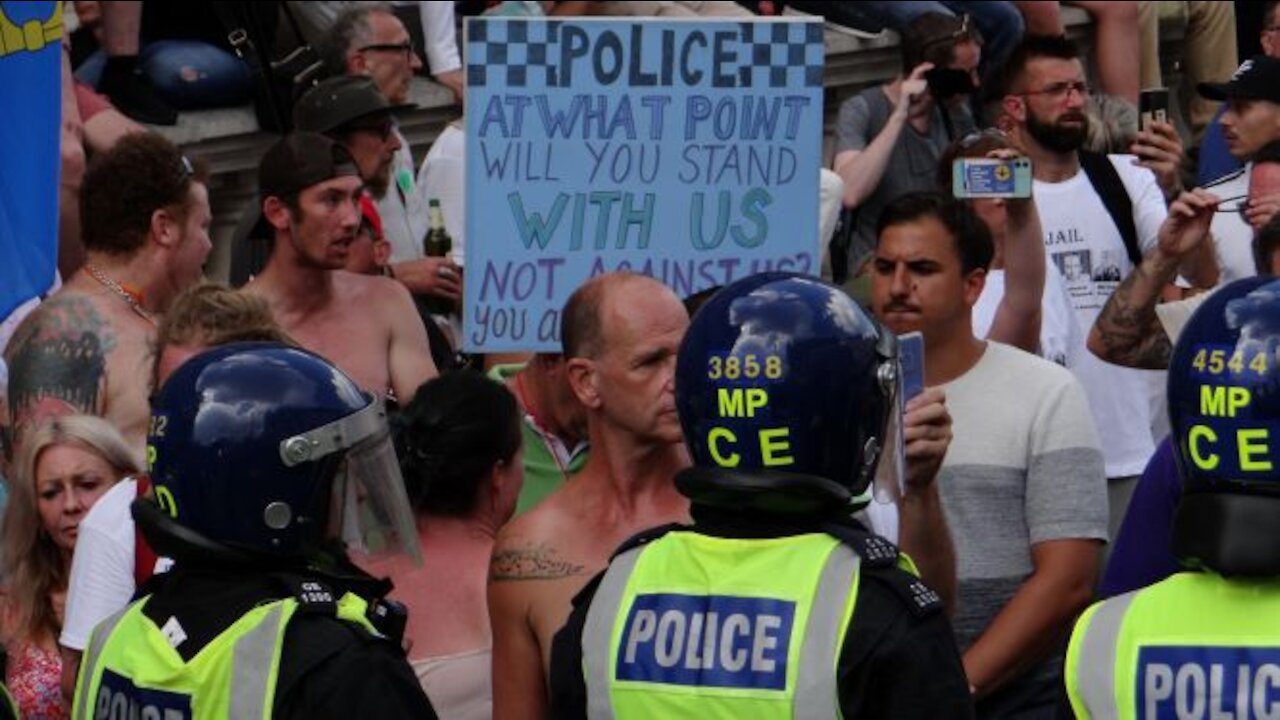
855, 533, 898, 567
278, 576, 338, 615
863, 566, 945, 618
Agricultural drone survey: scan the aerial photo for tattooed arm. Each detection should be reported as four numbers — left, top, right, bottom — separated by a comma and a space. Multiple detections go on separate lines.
1087, 190, 1219, 370
489, 542, 586, 720
490, 544, 585, 581
3, 296, 114, 455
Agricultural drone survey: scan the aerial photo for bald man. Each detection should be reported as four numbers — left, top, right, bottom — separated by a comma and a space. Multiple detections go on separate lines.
489, 272, 692, 719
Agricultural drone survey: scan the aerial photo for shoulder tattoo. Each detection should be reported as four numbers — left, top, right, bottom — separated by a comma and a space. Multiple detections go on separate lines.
490, 543, 585, 581
5, 296, 116, 420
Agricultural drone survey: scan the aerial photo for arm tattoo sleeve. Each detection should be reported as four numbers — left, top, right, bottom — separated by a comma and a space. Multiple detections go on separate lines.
5, 296, 115, 428
1092, 263, 1174, 370
490, 543, 585, 581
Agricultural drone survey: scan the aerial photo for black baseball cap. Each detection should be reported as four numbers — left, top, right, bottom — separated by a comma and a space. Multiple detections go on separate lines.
258, 132, 361, 199
1199, 56, 1280, 103
293, 76, 415, 134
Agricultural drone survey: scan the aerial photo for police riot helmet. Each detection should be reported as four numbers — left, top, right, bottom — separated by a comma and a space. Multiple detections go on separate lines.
144, 343, 420, 563
1169, 277, 1280, 577
674, 272, 898, 512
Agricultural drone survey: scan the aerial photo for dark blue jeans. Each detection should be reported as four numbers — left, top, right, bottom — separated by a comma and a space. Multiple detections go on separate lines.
76, 39, 252, 110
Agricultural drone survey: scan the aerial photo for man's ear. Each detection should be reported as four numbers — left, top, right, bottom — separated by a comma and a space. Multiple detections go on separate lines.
963, 267, 987, 307
263, 196, 292, 232
1002, 94, 1026, 124
149, 207, 180, 249
565, 357, 601, 410
347, 49, 368, 75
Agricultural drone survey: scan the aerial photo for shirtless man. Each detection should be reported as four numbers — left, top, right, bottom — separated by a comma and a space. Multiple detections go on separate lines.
3, 133, 211, 458
245, 132, 437, 401
489, 272, 692, 719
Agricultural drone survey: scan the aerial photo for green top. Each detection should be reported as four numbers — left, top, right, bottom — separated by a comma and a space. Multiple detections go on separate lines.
488, 364, 589, 513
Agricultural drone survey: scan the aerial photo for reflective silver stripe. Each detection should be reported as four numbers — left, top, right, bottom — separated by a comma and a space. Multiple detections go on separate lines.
230, 603, 288, 718
74, 604, 133, 720
1076, 593, 1138, 720
582, 546, 645, 720
793, 544, 860, 719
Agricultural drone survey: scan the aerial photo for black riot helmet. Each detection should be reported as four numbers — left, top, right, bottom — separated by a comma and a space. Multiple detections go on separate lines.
674, 273, 899, 513
1169, 277, 1280, 577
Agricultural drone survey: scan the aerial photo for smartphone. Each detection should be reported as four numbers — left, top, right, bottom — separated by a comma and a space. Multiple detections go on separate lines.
880, 331, 925, 503
925, 67, 975, 100
1139, 88, 1170, 132
952, 157, 1032, 199
898, 331, 925, 403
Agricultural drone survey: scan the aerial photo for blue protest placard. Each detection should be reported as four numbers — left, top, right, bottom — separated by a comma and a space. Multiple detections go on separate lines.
464, 18, 824, 352
0, 1, 61, 324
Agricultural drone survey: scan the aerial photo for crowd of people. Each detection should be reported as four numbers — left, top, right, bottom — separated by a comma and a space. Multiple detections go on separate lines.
2, 1, 1280, 718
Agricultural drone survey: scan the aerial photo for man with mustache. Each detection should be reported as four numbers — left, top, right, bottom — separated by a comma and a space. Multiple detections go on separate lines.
245, 132, 437, 402
1002, 35, 1216, 552
870, 192, 1107, 718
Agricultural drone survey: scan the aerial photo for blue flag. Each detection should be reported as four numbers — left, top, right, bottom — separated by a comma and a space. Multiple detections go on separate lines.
0, 1, 62, 323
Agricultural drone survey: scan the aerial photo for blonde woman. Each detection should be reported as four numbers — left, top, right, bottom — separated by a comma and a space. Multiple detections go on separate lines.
1, 416, 140, 719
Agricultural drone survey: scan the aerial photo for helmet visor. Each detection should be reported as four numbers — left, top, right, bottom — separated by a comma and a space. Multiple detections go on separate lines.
870, 337, 906, 507
330, 428, 423, 566
282, 396, 420, 565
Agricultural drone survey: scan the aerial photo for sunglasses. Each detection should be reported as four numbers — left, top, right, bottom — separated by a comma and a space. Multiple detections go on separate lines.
176, 155, 194, 183
358, 41, 416, 61
170, 155, 196, 199
1215, 195, 1249, 219
348, 119, 395, 142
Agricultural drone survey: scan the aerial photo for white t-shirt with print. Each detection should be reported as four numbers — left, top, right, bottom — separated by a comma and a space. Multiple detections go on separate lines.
972, 263, 1084, 369
1032, 155, 1166, 477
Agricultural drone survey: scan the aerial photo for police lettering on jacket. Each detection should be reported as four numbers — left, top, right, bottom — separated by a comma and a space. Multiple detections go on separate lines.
616, 593, 794, 689
94, 669, 192, 720
1139, 646, 1280, 719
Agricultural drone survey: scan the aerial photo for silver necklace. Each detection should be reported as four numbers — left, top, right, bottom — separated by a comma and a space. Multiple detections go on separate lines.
84, 264, 156, 325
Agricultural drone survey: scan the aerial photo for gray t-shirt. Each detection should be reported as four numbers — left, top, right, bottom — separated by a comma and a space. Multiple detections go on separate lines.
834, 87, 975, 274
939, 342, 1107, 717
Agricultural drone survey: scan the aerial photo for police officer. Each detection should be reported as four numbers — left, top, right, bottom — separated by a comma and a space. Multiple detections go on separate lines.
548, 272, 974, 718
1066, 276, 1280, 719
71, 343, 437, 719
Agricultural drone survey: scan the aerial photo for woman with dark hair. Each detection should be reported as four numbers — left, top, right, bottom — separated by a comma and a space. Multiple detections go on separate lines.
377, 371, 523, 720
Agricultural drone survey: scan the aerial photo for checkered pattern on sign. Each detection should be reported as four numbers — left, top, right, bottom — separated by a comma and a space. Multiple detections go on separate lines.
736, 21, 825, 89
466, 19, 824, 90
467, 19, 564, 89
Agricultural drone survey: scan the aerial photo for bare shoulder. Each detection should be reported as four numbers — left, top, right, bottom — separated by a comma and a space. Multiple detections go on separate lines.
337, 270, 411, 303
335, 272, 416, 327
491, 505, 589, 583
